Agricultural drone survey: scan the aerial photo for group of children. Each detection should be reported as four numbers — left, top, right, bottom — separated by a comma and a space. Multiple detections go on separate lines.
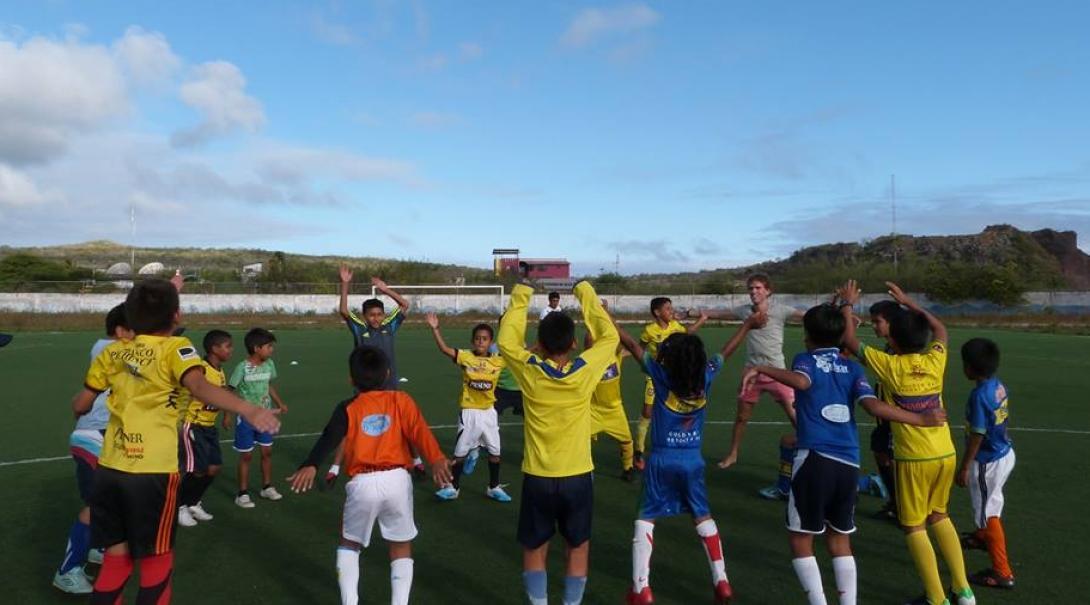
57, 269, 1016, 605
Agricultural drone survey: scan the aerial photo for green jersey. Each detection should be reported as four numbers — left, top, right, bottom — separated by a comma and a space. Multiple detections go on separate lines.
229, 358, 277, 409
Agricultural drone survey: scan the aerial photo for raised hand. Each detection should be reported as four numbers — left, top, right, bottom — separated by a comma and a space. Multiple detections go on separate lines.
371, 276, 388, 290
425, 312, 440, 329
170, 271, 185, 292
339, 264, 353, 284
885, 282, 914, 308
837, 280, 861, 306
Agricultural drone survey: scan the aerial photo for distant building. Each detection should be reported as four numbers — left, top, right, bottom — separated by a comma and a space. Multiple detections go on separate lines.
242, 263, 264, 280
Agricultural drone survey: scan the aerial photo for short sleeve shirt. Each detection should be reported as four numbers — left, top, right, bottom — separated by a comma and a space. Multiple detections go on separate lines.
792, 349, 876, 466
734, 301, 795, 369
345, 308, 404, 389
966, 377, 1013, 463
229, 359, 277, 409
76, 338, 115, 432
183, 361, 227, 426
454, 349, 506, 410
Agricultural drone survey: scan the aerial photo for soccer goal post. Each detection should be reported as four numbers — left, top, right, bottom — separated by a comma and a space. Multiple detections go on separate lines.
370, 284, 506, 315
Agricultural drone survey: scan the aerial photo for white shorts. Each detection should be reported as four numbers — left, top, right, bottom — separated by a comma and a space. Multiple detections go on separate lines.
453, 407, 501, 458
968, 448, 1015, 529
342, 469, 417, 547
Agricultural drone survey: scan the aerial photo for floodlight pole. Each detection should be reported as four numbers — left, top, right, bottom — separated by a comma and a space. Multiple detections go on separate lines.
130, 204, 136, 273
891, 174, 898, 276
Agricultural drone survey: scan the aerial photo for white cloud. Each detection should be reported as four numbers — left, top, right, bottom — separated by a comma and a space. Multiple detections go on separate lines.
172, 61, 265, 147
112, 26, 181, 85
0, 164, 52, 206
254, 144, 418, 187
561, 4, 660, 48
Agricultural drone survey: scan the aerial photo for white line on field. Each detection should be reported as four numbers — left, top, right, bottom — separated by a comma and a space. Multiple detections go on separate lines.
2, 421, 1086, 468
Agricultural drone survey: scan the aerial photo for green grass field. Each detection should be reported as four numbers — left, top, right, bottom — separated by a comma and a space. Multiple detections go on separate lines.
1, 325, 1087, 604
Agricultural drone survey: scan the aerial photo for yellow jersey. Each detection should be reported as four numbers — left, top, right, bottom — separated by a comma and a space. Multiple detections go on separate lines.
498, 281, 619, 477
591, 351, 625, 409
85, 335, 205, 473
640, 320, 687, 359
861, 340, 956, 462
454, 349, 506, 410
181, 361, 227, 427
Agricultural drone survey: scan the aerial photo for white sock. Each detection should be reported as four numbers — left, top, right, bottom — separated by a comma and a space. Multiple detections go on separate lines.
336, 548, 360, 605
832, 556, 856, 605
390, 558, 414, 605
632, 520, 655, 591
694, 519, 728, 583
792, 556, 827, 605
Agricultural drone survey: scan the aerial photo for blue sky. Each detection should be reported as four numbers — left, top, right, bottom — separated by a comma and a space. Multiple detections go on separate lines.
1, 1, 1088, 275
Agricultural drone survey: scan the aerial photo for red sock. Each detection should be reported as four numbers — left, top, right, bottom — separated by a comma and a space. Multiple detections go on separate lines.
136, 552, 174, 605
984, 517, 1013, 578
92, 552, 134, 605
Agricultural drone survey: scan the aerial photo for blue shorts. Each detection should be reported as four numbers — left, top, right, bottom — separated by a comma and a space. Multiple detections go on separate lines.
638, 450, 709, 519
233, 416, 274, 452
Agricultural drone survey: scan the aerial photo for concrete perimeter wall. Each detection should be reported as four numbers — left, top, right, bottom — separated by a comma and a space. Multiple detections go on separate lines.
2, 291, 1089, 316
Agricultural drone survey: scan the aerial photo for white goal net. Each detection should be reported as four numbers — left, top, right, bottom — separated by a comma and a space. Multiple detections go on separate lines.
369, 284, 506, 315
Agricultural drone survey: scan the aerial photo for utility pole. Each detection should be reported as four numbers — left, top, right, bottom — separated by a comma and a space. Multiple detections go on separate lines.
891, 174, 898, 276
130, 204, 136, 273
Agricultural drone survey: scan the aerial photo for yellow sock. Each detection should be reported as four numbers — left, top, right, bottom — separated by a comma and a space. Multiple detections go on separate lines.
620, 440, 634, 470
931, 517, 970, 591
636, 417, 650, 453
906, 530, 945, 605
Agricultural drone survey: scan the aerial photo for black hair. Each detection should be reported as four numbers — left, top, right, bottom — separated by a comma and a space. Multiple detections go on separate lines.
803, 304, 846, 349
658, 333, 707, 399
472, 323, 494, 340
889, 310, 930, 353
868, 300, 903, 322
244, 327, 276, 354
548, 291, 560, 300
961, 338, 1000, 379
537, 311, 575, 355
362, 298, 385, 314
124, 279, 179, 335
104, 303, 129, 337
350, 345, 390, 391
650, 296, 672, 316
203, 330, 232, 356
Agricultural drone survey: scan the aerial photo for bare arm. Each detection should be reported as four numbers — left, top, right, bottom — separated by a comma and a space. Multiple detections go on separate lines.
721, 311, 764, 358
182, 370, 281, 434
686, 309, 709, 333
72, 389, 98, 417
837, 280, 863, 356
749, 365, 811, 391
887, 281, 946, 345
861, 397, 946, 427
700, 308, 742, 321
425, 313, 457, 360
615, 324, 645, 361
373, 277, 410, 313
338, 264, 353, 320
956, 433, 985, 487
269, 384, 288, 413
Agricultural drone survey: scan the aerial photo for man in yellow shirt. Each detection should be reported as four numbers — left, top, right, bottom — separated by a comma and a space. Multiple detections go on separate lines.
839, 280, 975, 605
498, 279, 618, 605
72, 279, 280, 604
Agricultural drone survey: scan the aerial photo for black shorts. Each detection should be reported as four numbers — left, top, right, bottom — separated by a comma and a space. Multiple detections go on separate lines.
786, 450, 858, 534
494, 388, 524, 416
870, 421, 893, 455
179, 424, 223, 473
90, 466, 181, 558
517, 472, 593, 549
74, 456, 96, 505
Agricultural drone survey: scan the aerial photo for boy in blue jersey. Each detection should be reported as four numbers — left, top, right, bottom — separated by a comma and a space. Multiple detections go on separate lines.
956, 338, 1016, 589
743, 304, 945, 605
616, 325, 753, 605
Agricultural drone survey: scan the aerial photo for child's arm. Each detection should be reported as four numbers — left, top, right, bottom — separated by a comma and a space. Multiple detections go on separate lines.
860, 397, 947, 427
685, 309, 709, 333
615, 324, 645, 361
372, 277, 410, 313
498, 283, 534, 376
956, 433, 985, 487
72, 388, 97, 417
338, 264, 354, 320
886, 281, 947, 345
288, 401, 350, 493
269, 384, 288, 414
746, 365, 810, 392
837, 280, 864, 356
182, 371, 281, 434
720, 311, 765, 358
425, 313, 457, 360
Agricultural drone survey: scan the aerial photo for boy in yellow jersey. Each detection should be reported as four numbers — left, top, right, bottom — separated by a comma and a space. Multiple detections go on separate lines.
839, 280, 975, 605
71, 278, 280, 604
424, 313, 512, 503
585, 301, 635, 481
633, 297, 707, 470
498, 278, 618, 605
176, 330, 233, 527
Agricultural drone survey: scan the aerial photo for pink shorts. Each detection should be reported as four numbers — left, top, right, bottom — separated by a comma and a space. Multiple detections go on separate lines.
739, 371, 795, 405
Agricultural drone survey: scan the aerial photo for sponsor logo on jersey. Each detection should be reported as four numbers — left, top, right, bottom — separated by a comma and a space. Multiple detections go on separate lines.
361, 414, 392, 436
178, 346, 198, 360
468, 379, 495, 391
820, 403, 851, 423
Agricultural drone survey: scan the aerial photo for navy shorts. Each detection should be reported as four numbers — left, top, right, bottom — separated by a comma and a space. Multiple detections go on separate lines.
90, 467, 180, 558
494, 388, 524, 416
517, 472, 593, 549
639, 450, 709, 519
787, 450, 859, 534
870, 421, 893, 455
233, 416, 274, 452
180, 424, 223, 472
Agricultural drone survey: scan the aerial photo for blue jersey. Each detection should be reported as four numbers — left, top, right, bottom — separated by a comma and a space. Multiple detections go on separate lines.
641, 351, 724, 454
75, 338, 114, 432
791, 348, 876, 466
966, 377, 1012, 463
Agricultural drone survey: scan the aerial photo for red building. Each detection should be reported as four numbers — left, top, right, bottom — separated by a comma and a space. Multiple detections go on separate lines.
492, 249, 571, 279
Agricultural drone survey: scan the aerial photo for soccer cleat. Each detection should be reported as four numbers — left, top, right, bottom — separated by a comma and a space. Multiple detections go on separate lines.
86, 548, 104, 565
713, 579, 733, 603
235, 493, 256, 508
968, 568, 1014, 590
757, 485, 788, 501
869, 472, 890, 500
486, 485, 512, 503
188, 502, 214, 521
951, 586, 977, 605
259, 486, 283, 501
959, 532, 987, 551
621, 467, 635, 483
53, 567, 94, 594
177, 505, 197, 527
633, 452, 646, 471
626, 586, 654, 605
435, 486, 460, 501
463, 448, 480, 475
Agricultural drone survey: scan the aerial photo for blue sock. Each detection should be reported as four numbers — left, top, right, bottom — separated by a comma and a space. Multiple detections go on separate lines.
563, 575, 587, 605
523, 570, 547, 605
59, 520, 90, 573
776, 445, 794, 494
858, 474, 872, 492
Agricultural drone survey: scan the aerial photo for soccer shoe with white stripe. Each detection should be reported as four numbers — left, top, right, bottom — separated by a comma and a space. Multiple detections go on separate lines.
53, 567, 94, 594
435, 486, 460, 501
177, 506, 198, 527
188, 502, 214, 521
486, 485, 512, 502
757, 485, 787, 500
463, 448, 480, 475
86, 548, 104, 565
